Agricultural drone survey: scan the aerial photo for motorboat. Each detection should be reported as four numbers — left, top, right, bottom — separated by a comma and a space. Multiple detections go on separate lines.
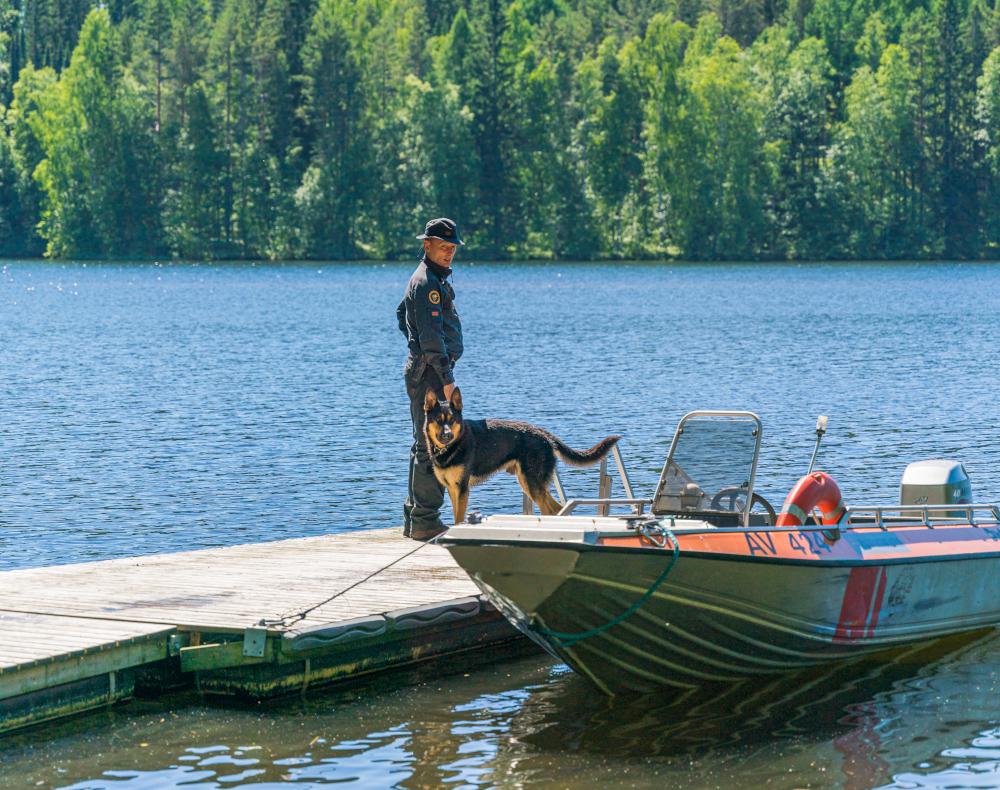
439, 411, 1000, 694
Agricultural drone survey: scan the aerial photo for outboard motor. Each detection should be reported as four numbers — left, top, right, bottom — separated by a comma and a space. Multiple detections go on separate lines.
900, 460, 972, 518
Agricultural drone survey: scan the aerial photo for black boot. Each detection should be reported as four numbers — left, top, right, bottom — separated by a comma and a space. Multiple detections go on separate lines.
405, 379, 447, 540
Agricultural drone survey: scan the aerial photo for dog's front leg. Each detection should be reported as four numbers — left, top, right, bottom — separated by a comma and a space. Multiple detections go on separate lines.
446, 485, 463, 525
454, 482, 470, 524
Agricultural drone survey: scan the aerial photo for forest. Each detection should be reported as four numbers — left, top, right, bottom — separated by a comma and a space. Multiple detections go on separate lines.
2, 0, 1000, 259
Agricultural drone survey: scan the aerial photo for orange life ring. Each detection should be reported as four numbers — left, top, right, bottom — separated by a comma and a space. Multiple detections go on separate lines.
775, 471, 846, 527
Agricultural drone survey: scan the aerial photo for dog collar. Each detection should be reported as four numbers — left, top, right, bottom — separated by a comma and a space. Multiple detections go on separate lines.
431, 439, 461, 463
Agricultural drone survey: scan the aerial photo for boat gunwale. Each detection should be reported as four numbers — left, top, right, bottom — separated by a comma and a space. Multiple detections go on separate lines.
449, 520, 1000, 537
439, 535, 1000, 568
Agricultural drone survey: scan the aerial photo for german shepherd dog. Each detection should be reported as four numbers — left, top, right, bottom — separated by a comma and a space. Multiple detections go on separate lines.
423, 387, 621, 524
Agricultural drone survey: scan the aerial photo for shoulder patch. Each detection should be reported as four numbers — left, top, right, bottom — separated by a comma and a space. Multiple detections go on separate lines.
429, 290, 441, 305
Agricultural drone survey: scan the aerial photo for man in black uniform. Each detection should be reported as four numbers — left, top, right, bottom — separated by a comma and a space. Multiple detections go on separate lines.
397, 218, 464, 540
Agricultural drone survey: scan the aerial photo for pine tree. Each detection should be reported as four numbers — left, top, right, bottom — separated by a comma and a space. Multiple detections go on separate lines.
297, 0, 368, 258
164, 80, 226, 255
22, 0, 93, 71
143, 0, 171, 131
463, 0, 519, 256
0, 107, 21, 253
975, 44, 1000, 247
936, 0, 978, 256
0, 0, 19, 106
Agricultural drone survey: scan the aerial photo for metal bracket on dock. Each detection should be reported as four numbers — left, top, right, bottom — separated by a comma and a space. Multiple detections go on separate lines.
243, 627, 268, 658
167, 634, 190, 656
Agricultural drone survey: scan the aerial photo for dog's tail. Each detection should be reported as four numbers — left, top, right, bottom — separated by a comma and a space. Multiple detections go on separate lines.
551, 435, 622, 467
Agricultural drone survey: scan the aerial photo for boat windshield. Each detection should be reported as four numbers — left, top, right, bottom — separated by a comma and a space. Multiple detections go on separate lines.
652, 413, 761, 521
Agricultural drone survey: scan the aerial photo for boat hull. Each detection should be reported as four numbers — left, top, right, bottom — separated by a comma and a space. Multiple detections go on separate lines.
448, 538, 1000, 694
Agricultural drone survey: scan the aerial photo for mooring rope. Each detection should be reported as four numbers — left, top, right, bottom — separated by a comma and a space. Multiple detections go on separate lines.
257, 530, 449, 629
536, 523, 679, 648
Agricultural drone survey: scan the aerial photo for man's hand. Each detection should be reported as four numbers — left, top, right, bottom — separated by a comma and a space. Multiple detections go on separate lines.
443, 383, 456, 402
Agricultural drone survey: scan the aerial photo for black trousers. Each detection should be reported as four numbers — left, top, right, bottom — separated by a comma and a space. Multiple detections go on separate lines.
403, 376, 446, 536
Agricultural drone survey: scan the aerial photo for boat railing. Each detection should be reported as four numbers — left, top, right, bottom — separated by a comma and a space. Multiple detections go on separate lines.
546, 499, 1000, 531
841, 503, 1000, 530
527, 439, 1000, 529
527, 444, 640, 516
557, 498, 653, 516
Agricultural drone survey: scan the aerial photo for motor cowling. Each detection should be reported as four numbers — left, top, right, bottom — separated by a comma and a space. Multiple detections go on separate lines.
900, 460, 971, 518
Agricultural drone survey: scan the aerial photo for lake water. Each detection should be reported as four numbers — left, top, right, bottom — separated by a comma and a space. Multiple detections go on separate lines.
3, 259, 1000, 788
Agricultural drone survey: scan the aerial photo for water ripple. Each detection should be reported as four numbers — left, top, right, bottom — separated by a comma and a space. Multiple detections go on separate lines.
4, 260, 999, 570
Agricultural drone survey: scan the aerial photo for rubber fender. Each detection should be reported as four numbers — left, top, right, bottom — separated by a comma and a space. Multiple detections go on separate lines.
282, 615, 387, 652
385, 596, 481, 631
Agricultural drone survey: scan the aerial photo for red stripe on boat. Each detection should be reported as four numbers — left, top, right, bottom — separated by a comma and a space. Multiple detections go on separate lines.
865, 568, 888, 638
833, 565, 885, 641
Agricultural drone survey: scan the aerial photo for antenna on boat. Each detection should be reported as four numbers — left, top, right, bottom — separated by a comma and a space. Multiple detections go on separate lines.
807, 415, 828, 475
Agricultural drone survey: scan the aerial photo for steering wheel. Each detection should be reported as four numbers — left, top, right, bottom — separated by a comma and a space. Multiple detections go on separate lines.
709, 487, 777, 524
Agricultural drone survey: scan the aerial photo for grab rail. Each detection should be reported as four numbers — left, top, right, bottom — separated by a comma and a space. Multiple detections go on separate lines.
610, 444, 634, 499
524, 443, 638, 516
558, 498, 653, 516
547, 501, 1000, 527
842, 503, 1000, 530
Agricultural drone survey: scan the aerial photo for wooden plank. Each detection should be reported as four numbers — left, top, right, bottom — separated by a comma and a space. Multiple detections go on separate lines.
0, 632, 164, 651
0, 528, 479, 633
179, 639, 276, 672
196, 611, 528, 697
0, 612, 174, 674
0, 637, 170, 700
0, 670, 135, 732
0, 637, 165, 667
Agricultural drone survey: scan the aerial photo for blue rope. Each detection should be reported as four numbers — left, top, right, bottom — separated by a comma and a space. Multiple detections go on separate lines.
536, 525, 680, 648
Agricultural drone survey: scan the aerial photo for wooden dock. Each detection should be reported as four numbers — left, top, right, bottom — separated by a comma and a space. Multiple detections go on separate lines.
0, 528, 530, 733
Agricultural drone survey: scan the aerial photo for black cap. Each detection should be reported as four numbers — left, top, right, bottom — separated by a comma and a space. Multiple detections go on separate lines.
416, 217, 464, 245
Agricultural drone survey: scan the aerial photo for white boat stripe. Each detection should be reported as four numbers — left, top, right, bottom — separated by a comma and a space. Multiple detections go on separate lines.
780, 503, 808, 523
865, 566, 885, 630
822, 499, 846, 520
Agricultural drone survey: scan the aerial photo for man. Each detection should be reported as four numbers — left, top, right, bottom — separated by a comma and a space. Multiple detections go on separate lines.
397, 218, 464, 541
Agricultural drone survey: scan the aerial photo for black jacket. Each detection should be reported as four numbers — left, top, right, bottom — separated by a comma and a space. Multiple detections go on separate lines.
397, 256, 463, 386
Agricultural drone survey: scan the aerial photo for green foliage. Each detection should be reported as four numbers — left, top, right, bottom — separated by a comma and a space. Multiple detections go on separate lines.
672, 16, 768, 258
0, 105, 19, 250
976, 45, 1000, 247
163, 81, 226, 257
1, 0, 1000, 259
21, 0, 93, 73
297, 0, 368, 259
0, 0, 14, 105
24, 10, 162, 257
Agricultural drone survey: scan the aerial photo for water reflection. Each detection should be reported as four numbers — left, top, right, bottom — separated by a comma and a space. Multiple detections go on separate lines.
887, 728, 1000, 789
3, 628, 1000, 789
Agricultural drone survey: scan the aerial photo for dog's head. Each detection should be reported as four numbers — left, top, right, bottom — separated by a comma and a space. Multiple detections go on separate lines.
424, 387, 463, 450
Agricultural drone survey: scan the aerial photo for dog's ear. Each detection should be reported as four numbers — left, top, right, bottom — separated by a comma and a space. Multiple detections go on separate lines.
450, 387, 462, 412
424, 388, 438, 412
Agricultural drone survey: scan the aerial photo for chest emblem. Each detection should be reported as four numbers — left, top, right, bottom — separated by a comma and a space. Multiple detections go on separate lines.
429, 291, 441, 305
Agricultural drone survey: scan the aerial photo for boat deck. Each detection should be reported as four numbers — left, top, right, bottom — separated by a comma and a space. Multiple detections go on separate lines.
0, 528, 527, 734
